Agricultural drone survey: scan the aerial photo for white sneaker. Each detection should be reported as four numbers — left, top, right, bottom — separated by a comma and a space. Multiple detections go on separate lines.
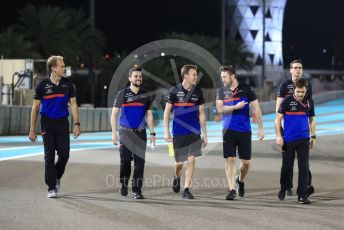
47, 189, 58, 198
56, 179, 60, 193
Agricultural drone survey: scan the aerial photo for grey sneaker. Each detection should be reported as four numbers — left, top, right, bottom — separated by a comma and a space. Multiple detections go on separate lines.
182, 188, 194, 199
226, 189, 237, 200
47, 189, 58, 198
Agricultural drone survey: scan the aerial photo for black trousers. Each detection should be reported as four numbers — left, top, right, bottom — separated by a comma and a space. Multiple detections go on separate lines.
119, 129, 147, 193
41, 116, 70, 191
280, 128, 312, 189
280, 138, 309, 198
283, 151, 313, 190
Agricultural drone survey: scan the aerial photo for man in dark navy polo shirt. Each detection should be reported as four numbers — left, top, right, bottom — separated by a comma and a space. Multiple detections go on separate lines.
29, 55, 80, 198
276, 59, 314, 197
275, 78, 316, 204
111, 65, 155, 199
216, 65, 264, 200
164, 64, 207, 199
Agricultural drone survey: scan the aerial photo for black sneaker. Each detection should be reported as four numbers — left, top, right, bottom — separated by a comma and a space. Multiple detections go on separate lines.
236, 177, 245, 197
307, 185, 314, 197
133, 191, 144, 199
297, 186, 315, 197
297, 197, 311, 204
286, 188, 293, 196
182, 188, 194, 199
120, 186, 128, 196
226, 189, 237, 200
278, 190, 286, 201
172, 175, 181, 193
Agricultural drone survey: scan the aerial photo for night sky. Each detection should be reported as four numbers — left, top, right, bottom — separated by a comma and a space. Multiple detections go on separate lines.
1, 0, 344, 68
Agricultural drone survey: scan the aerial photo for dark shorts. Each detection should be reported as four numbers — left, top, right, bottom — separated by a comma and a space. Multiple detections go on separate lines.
173, 134, 202, 162
223, 129, 251, 160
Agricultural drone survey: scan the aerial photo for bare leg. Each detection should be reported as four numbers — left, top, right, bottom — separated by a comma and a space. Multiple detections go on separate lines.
239, 159, 251, 181
225, 157, 236, 190
184, 156, 196, 188
174, 162, 183, 177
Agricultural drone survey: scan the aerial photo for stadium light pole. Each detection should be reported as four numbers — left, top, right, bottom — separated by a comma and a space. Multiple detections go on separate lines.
262, 0, 266, 89
221, 0, 226, 65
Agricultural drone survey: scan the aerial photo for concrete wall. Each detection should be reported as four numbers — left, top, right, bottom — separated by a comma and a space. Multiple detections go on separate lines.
1, 90, 343, 135
0, 106, 112, 136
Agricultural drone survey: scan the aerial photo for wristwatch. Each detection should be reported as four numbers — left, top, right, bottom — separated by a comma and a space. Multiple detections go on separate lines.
74, 122, 80, 126
310, 135, 316, 139
150, 132, 156, 136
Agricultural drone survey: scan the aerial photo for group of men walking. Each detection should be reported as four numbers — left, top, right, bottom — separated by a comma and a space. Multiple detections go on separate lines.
29, 56, 315, 205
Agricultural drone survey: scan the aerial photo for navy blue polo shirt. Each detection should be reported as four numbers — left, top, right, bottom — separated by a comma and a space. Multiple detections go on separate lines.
166, 84, 204, 136
216, 83, 257, 133
113, 87, 152, 129
277, 78, 312, 99
34, 77, 76, 119
278, 95, 315, 143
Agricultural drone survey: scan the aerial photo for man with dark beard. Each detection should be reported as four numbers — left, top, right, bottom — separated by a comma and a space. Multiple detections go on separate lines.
216, 65, 264, 200
111, 65, 155, 199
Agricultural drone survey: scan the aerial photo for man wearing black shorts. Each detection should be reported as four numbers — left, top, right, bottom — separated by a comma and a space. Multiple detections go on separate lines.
275, 78, 315, 204
29, 55, 81, 198
276, 59, 314, 197
164, 64, 207, 199
216, 65, 264, 200
111, 65, 155, 199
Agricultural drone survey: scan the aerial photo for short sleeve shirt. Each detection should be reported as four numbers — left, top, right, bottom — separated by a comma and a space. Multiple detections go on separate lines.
166, 84, 205, 136
278, 95, 315, 143
277, 78, 313, 99
113, 87, 152, 129
216, 83, 257, 132
34, 77, 76, 119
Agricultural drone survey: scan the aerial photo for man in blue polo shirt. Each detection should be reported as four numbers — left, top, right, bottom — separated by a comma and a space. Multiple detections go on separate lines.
216, 65, 264, 200
164, 64, 207, 199
275, 78, 315, 204
29, 55, 81, 198
276, 59, 314, 197
111, 65, 155, 199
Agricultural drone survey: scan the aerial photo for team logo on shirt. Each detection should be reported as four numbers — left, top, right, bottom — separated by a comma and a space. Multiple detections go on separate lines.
224, 90, 232, 99
291, 106, 297, 111
45, 84, 53, 89
289, 101, 298, 111
45, 88, 53, 94
177, 91, 185, 102
191, 94, 199, 101
177, 91, 185, 97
